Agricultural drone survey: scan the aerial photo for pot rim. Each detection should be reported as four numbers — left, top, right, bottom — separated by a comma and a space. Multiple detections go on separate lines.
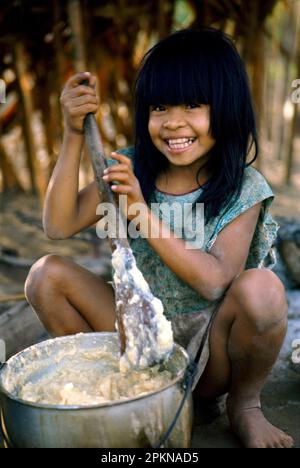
0, 332, 190, 411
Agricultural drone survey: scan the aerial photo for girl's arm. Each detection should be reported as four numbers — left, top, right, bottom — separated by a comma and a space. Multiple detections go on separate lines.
43, 72, 101, 239
103, 152, 261, 301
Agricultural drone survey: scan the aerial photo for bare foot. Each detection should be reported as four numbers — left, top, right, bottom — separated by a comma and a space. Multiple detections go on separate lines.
227, 396, 294, 448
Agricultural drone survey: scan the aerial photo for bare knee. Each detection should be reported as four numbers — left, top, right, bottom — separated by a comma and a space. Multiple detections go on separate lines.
227, 268, 288, 333
25, 254, 68, 305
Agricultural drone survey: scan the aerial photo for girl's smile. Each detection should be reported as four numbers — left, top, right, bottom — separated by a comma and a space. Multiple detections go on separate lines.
164, 137, 197, 154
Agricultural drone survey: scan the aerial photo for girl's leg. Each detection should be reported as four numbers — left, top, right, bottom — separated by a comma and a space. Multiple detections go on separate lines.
24, 254, 116, 336
194, 268, 294, 448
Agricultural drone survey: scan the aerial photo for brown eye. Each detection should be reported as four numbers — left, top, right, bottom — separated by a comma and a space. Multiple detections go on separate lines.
150, 105, 166, 112
186, 103, 201, 109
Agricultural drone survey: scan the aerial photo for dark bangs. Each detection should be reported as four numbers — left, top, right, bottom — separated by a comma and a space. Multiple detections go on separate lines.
133, 28, 258, 223
138, 44, 211, 108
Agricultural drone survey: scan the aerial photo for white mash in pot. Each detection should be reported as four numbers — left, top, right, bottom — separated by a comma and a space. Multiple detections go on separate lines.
2, 243, 176, 407
2, 336, 175, 406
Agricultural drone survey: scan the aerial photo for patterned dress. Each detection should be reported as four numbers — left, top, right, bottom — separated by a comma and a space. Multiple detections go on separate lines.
109, 147, 279, 387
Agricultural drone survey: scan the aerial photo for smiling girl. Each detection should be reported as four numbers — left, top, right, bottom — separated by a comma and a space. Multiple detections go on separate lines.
25, 28, 293, 448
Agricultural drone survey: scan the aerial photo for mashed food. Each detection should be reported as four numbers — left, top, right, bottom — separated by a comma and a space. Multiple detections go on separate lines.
2, 335, 174, 406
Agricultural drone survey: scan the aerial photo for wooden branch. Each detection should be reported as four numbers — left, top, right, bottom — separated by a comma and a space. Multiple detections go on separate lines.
0, 293, 26, 303
0, 301, 47, 359
0, 254, 35, 268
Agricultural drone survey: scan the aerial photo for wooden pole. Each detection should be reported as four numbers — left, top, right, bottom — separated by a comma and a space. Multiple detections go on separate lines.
14, 42, 47, 201
251, 27, 265, 170
264, 37, 274, 143
0, 138, 24, 191
67, 0, 88, 72
0, 293, 26, 303
276, 3, 296, 160
241, 0, 278, 170
53, 0, 66, 90
14, 42, 37, 192
240, 2, 262, 170
47, 0, 66, 171
67, 0, 91, 185
284, 4, 300, 185
285, 43, 300, 184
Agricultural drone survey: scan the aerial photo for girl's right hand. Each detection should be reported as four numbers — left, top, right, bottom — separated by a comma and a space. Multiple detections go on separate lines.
60, 72, 99, 134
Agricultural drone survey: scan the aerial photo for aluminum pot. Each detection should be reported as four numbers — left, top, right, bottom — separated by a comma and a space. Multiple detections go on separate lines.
0, 332, 193, 448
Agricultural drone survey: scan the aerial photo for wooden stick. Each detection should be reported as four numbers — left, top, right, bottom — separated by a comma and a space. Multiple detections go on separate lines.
84, 111, 130, 251
83, 103, 128, 352
0, 139, 24, 191
0, 254, 34, 267
0, 293, 26, 303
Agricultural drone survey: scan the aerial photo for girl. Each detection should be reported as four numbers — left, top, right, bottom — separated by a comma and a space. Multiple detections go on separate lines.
25, 28, 294, 448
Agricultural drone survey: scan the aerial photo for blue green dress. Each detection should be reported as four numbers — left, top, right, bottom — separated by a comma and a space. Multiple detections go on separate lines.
110, 147, 279, 386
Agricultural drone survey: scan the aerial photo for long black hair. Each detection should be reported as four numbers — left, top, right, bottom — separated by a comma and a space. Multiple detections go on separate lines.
133, 27, 258, 224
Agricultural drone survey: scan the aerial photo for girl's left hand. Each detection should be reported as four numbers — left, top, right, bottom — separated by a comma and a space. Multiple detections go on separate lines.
102, 152, 146, 220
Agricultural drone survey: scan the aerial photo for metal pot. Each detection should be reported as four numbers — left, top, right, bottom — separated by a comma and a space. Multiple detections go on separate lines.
0, 332, 193, 448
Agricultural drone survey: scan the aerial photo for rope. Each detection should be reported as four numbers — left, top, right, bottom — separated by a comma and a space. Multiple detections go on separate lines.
153, 301, 223, 448
154, 361, 198, 448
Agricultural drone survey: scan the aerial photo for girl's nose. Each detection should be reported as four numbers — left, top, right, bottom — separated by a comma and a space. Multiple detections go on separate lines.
162, 120, 186, 130
162, 108, 186, 129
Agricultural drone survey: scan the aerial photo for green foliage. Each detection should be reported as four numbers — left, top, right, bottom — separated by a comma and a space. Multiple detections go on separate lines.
173, 0, 195, 30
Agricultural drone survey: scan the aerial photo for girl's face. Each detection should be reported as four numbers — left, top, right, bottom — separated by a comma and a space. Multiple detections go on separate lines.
148, 104, 216, 168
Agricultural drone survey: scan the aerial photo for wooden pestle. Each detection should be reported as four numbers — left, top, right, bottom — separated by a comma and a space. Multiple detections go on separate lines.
82, 84, 128, 352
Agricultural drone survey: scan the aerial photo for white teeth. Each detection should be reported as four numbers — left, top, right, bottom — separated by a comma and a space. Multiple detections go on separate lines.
166, 137, 195, 150
167, 138, 195, 144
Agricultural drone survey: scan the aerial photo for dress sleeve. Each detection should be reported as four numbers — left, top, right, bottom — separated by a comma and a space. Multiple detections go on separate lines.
205, 167, 279, 270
